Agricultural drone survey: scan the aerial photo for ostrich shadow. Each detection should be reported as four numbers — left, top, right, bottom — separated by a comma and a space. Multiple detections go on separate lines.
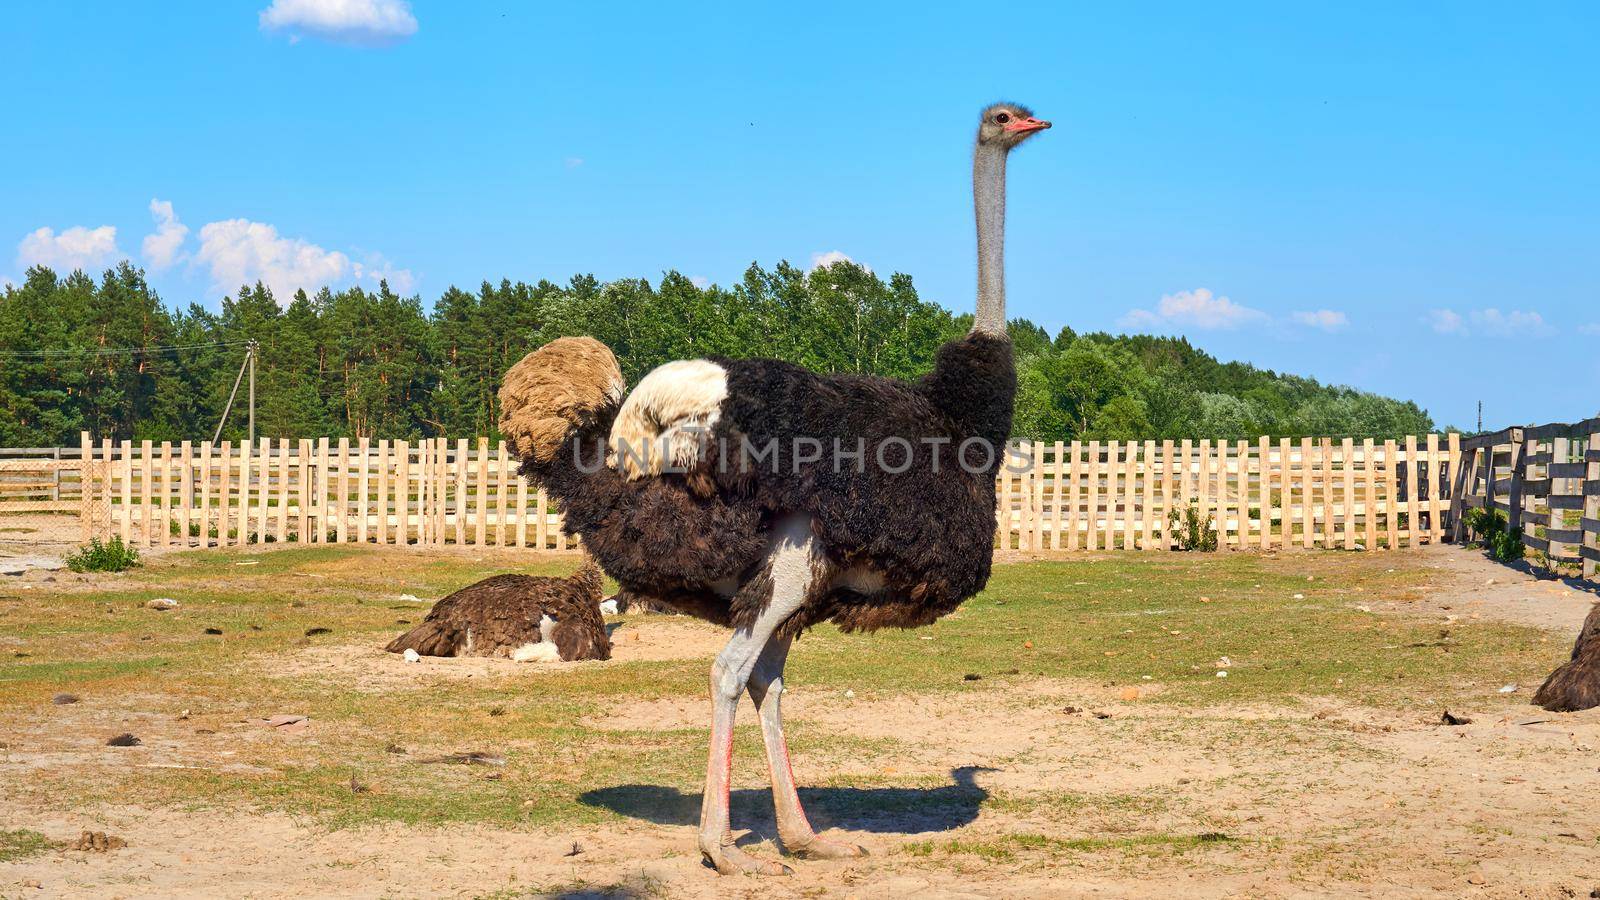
579, 765, 995, 841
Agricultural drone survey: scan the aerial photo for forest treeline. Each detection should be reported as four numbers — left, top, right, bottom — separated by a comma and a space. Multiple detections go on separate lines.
0, 260, 1434, 447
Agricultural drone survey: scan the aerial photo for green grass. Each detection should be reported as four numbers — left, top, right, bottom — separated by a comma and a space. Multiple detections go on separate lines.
0, 545, 1565, 834
902, 830, 1233, 862
0, 829, 52, 862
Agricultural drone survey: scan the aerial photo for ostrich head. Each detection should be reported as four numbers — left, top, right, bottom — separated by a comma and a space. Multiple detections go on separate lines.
976, 102, 1051, 150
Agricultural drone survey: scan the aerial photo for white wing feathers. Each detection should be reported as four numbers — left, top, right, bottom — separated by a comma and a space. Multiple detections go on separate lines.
608, 359, 728, 478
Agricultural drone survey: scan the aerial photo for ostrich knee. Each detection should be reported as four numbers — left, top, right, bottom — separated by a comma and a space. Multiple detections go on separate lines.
710, 654, 748, 704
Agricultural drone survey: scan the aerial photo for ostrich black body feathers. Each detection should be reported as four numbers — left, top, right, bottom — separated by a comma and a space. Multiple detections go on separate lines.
514, 332, 1014, 636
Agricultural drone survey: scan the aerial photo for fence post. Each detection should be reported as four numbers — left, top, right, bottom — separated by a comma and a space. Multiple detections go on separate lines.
1361, 438, 1378, 550
1425, 433, 1440, 544
1299, 437, 1314, 549
1505, 428, 1528, 535
496, 440, 511, 547
1258, 436, 1272, 551
356, 437, 371, 545
1157, 439, 1174, 551
1236, 439, 1251, 550
1450, 437, 1477, 542
1584, 429, 1599, 580
256, 437, 271, 545
1408, 432, 1420, 544
1548, 436, 1571, 568
78, 432, 93, 543
1383, 439, 1399, 550
298, 439, 313, 544
474, 436, 489, 547
1066, 440, 1083, 551
180, 440, 193, 546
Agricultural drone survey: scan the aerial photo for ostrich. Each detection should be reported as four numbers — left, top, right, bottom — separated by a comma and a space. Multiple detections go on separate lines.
385, 555, 612, 662
1534, 604, 1600, 712
498, 103, 1050, 874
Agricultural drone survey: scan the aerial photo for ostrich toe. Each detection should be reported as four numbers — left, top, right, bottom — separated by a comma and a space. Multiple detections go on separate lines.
699, 841, 792, 877
786, 835, 868, 860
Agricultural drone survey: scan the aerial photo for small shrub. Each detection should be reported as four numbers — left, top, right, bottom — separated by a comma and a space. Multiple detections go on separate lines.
1490, 526, 1525, 563
1462, 507, 1525, 562
1168, 503, 1218, 552
1462, 506, 1501, 544
66, 537, 141, 573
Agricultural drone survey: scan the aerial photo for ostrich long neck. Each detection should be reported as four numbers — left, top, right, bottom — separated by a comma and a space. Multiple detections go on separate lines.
971, 142, 1008, 336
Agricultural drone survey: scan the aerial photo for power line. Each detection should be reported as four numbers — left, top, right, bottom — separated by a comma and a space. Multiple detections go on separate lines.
0, 339, 253, 359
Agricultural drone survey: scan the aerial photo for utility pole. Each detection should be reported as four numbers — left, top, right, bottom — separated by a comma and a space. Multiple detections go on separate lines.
247, 339, 258, 444
1477, 400, 1482, 434
212, 340, 259, 444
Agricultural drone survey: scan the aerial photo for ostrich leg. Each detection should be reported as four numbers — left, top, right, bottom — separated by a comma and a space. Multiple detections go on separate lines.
747, 634, 868, 860
698, 514, 821, 876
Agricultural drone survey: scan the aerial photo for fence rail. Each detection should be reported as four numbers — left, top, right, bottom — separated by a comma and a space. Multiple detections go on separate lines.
0, 432, 1470, 554
1450, 417, 1600, 578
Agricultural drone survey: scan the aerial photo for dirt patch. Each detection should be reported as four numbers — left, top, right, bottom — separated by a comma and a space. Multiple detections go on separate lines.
264, 618, 731, 693
1349, 545, 1597, 633
603, 616, 730, 663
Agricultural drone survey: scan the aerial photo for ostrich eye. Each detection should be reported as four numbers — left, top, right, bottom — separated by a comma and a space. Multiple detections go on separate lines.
995, 112, 1011, 124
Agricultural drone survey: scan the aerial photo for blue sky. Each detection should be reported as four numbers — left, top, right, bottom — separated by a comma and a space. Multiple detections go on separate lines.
3, 1, 1596, 430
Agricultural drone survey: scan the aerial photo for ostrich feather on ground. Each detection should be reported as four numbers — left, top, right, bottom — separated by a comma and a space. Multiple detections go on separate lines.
384, 556, 611, 662
1534, 603, 1600, 712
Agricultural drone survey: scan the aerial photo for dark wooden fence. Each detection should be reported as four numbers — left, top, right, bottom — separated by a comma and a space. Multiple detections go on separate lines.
1450, 417, 1600, 580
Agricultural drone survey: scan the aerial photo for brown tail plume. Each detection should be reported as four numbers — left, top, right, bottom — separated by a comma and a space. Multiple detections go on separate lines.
498, 337, 624, 465
1534, 604, 1600, 712
385, 620, 465, 657
573, 552, 605, 603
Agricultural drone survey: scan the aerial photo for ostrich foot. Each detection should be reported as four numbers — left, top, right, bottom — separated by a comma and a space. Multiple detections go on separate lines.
785, 835, 868, 860
699, 837, 793, 877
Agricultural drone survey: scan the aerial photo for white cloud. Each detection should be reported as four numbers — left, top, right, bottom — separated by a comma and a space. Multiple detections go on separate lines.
195, 219, 353, 300
1580, 322, 1600, 336
689, 275, 710, 289
808, 250, 870, 273
259, 0, 417, 45
192, 217, 414, 301
564, 157, 584, 169
1120, 288, 1267, 331
1470, 308, 1550, 336
1291, 309, 1349, 332
15, 225, 121, 274
1427, 309, 1466, 335
1428, 307, 1552, 337
141, 199, 189, 270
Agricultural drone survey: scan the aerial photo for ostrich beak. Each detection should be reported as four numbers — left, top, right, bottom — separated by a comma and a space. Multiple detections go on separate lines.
1004, 116, 1051, 134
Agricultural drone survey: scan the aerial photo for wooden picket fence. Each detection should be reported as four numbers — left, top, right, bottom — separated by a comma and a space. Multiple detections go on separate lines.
61, 431, 1463, 554
0, 446, 86, 514
1449, 417, 1600, 578
995, 435, 1462, 552
74, 435, 577, 550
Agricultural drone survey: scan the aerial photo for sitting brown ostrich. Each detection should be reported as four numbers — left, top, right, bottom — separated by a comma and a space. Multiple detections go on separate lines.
1534, 604, 1600, 712
385, 556, 611, 662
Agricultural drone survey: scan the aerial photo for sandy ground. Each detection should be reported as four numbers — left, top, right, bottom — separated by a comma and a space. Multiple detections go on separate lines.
4, 546, 1600, 899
